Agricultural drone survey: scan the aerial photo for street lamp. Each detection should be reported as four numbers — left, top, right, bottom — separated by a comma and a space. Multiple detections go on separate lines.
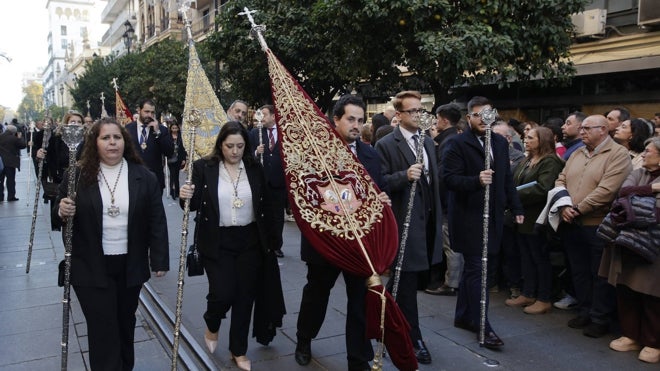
59, 85, 64, 108
123, 20, 135, 54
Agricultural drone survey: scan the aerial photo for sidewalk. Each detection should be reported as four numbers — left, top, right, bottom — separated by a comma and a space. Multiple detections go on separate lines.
1, 153, 657, 370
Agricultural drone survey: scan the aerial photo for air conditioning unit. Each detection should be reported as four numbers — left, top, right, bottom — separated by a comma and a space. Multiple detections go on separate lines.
571, 8, 607, 38
638, 0, 660, 26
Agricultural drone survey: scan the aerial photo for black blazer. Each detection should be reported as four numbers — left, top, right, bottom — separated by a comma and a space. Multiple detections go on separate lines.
126, 121, 174, 189
52, 162, 170, 287
442, 130, 524, 256
300, 140, 388, 265
375, 127, 444, 270
249, 127, 285, 189
0, 132, 26, 169
184, 158, 276, 259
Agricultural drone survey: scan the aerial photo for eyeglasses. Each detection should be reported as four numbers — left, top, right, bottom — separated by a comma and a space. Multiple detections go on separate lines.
400, 108, 426, 115
467, 112, 481, 118
578, 125, 604, 132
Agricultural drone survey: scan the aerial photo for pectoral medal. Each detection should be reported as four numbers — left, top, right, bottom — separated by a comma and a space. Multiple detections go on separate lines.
107, 205, 120, 217
233, 197, 244, 209
141, 142, 147, 150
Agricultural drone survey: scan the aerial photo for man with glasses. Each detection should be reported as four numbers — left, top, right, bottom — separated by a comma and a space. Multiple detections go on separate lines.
375, 90, 443, 364
555, 114, 631, 338
442, 96, 523, 349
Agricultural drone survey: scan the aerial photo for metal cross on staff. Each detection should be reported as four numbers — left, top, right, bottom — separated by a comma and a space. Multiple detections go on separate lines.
111, 77, 119, 91
239, 7, 268, 51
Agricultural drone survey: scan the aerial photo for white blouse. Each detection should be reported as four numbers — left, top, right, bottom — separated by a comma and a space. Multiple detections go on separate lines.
98, 159, 130, 255
217, 161, 255, 226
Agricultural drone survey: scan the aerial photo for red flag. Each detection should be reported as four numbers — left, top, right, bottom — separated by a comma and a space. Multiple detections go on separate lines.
115, 90, 132, 125
264, 48, 417, 370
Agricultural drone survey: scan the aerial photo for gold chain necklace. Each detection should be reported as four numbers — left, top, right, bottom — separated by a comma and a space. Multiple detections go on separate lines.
99, 160, 124, 216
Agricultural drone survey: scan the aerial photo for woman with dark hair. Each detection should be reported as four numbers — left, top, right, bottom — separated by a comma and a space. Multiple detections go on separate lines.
600, 136, 660, 364
506, 126, 564, 314
179, 121, 284, 370
166, 119, 187, 199
614, 118, 653, 170
54, 118, 169, 370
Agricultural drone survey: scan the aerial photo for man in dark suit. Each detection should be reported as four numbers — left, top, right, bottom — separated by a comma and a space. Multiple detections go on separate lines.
250, 104, 286, 258
125, 99, 174, 192
375, 90, 443, 365
0, 125, 26, 201
295, 95, 390, 370
442, 96, 524, 349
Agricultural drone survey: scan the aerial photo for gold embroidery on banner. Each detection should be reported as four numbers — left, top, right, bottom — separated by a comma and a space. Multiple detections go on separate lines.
182, 43, 228, 160
266, 50, 383, 240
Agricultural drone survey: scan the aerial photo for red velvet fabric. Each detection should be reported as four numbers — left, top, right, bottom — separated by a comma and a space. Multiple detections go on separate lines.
265, 49, 417, 370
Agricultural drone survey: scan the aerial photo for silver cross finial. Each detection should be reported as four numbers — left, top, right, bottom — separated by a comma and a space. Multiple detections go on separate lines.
239, 7, 269, 51
111, 77, 119, 91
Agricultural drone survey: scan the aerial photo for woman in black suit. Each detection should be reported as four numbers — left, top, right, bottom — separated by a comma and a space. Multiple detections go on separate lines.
179, 121, 283, 371
166, 119, 187, 199
54, 118, 169, 370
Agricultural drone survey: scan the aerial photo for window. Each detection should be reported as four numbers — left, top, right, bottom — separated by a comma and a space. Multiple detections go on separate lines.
61, 39, 68, 49
61, 25, 67, 36
80, 26, 87, 37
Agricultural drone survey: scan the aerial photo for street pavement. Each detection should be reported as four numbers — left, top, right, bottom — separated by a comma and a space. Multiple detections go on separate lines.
0, 153, 655, 370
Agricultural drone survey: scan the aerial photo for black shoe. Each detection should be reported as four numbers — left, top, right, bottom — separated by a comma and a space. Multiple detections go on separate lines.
413, 340, 432, 364
295, 337, 311, 366
567, 315, 591, 329
583, 322, 608, 338
7, 197, 18, 202
454, 319, 478, 333
425, 285, 456, 296
274, 249, 284, 258
482, 331, 504, 349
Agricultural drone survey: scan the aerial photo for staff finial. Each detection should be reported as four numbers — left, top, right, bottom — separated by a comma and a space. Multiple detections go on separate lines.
239, 7, 269, 51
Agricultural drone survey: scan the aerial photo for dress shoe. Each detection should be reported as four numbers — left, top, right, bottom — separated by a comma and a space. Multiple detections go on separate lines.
609, 336, 641, 352
425, 284, 456, 296
523, 300, 552, 314
7, 197, 18, 202
231, 353, 252, 370
567, 315, 591, 329
639, 347, 660, 363
505, 294, 535, 307
454, 319, 478, 333
295, 337, 312, 366
413, 340, 432, 364
204, 328, 218, 353
482, 331, 504, 349
274, 249, 284, 258
583, 322, 608, 338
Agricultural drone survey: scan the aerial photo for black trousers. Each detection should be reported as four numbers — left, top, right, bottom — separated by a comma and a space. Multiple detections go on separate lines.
455, 254, 495, 333
203, 223, 262, 356
73, 255, 142, 371
0, 166, 17, 199
167, 162, 181, 198
267, 186, 286, 251
296, 263, 373, 370
387, 271, 423, 343
617, 284, 660, 348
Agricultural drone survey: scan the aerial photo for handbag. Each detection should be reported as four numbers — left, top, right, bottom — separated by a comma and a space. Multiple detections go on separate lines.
186, 207, 204, 276
186, 243, 204, 276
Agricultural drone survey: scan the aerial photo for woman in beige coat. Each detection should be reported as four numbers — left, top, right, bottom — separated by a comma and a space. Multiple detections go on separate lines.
600, 136, 660, 364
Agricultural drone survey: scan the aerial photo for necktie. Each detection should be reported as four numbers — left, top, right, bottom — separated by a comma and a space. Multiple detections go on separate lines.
349, 142, 357, 155
141, 126, 147, 143
412, 134, 419, 148
268, 127, 275, 151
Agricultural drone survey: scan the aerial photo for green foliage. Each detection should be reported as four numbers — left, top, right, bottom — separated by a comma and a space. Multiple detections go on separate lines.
209, 0, 585, 110
70, 38, 189, 120
17, 82, 44, 121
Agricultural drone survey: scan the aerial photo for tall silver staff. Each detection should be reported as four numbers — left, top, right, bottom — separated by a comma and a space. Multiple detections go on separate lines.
254, 109, 264, 165
391, 111, 434, 299
477, 106, 498, 347
59, 124, 85, 371
172, 109, 202, 370
26, 116, 53, 274
26, 121, 35, 207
